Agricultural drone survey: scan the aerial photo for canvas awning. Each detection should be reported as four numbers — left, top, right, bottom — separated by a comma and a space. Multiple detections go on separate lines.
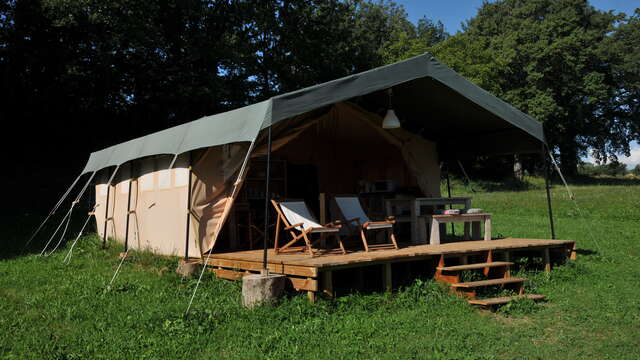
81, 53, 544, 174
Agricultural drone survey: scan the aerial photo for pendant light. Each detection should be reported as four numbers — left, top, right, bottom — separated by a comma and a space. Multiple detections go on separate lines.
382, 88, 401, 129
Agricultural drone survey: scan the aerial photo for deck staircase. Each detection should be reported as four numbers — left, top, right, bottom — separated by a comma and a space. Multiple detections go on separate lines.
434, 250, 545, 307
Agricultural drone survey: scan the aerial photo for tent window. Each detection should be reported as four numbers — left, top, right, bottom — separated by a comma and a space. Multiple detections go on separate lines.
158, 169, 171, 189
97, 184, 108, 196
174, 168, 189, 187
119, 180, 130, 194
139, 158, 155, 191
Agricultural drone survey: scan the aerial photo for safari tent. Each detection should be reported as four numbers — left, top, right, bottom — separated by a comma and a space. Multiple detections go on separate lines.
66, 53, 546, 258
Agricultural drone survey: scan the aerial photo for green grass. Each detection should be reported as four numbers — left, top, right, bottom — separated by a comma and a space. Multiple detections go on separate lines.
2, 178, 640, 359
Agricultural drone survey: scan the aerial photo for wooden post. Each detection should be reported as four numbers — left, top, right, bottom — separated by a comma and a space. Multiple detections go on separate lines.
383, 263, 392, 292
504, 251, 511, 277
319, 193, 326, 225
429, 218, 440, 245
543, 248, 551, 272
307, 291, 316, 304
484, 216, 492, 241
322, 270, 334, 298
569, 242, 577, 261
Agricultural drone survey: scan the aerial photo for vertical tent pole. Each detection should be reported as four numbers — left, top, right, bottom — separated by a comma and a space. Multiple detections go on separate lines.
262, 126, 272, 272
184, 153, 193, 260
542, 145, 556, 239
445, 162, 454, 234
123, 169, 134, 252
102, 182, 111, 249
102, 166, 119, 249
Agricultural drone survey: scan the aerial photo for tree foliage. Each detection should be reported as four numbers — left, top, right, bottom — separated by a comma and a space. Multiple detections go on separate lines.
426, 0, 640, 175
0, 0, 447, 211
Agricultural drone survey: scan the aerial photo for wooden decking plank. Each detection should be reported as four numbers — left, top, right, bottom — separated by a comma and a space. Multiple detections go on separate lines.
205, 257, 318, 277
451, 277, 527, 288
437, 261, 513, 271
210, 268, 318, 291
468, 294, 546, 306
204, 238, 575, 271
210, 268, 245, 280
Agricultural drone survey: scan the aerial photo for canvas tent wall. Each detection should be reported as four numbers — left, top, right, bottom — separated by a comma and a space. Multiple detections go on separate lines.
82, 53, 545, 257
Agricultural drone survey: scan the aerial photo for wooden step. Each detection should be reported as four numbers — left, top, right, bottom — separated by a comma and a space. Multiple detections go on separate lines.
468, 294, 546, 306
437, 261, 513, 272
451, 277, 527, 288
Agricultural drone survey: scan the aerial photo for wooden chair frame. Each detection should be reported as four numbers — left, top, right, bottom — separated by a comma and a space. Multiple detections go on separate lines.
334, 196, 399, 252
271, 200, 346, 257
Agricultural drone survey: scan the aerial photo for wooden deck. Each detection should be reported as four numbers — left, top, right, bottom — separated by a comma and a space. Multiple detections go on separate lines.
201, 238, 576, 300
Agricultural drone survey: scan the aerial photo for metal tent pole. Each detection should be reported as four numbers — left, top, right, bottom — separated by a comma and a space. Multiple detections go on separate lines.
543, 145, 556, 239
445, 162, 454, 234
184, 153, 193, 260
262, 126, 272, 272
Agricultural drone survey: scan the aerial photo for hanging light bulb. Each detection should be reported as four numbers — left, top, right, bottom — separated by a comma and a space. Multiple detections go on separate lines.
382, 88, 401, 129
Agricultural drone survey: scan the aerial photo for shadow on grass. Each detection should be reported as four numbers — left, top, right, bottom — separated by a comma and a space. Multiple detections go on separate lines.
575, 249, 598, 256
0, 212, 95, 260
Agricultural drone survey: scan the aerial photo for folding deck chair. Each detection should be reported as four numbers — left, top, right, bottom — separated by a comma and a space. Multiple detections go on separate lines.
334, 196, 398, 252
271, 200, 346, 257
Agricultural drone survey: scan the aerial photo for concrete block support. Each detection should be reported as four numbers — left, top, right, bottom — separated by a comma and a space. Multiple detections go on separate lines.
176, 259, 200, 277
242, 273, 286, 308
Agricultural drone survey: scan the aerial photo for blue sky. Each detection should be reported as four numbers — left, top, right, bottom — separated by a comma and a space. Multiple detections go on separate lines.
396, 0, 639, 33
395, 0, 640, 168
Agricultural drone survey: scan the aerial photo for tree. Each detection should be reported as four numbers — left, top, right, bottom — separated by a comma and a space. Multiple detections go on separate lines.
430, 0, 639, 176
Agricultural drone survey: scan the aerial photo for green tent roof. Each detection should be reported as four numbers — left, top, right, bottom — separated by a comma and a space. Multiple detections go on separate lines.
82, 53, 544, 174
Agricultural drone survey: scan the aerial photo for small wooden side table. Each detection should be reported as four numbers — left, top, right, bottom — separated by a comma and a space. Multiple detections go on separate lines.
429, 213, 492, 245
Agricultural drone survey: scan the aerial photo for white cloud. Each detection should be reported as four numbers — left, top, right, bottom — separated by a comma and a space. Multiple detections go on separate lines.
582, 141, 640, 169
619, 143, 640, 169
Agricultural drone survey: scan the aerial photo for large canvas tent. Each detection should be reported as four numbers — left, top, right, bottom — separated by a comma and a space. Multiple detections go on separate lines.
71, 53, 545, 258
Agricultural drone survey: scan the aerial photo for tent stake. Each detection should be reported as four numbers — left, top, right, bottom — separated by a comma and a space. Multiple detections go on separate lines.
184, 155, 193, 260
263, 126, 272, 271
543, 145, 556, 239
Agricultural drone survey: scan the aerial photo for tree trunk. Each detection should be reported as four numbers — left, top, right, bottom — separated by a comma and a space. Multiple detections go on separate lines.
558, 140, 578, 178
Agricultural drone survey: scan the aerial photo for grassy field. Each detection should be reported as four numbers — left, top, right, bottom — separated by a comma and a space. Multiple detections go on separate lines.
1, 178, 639, 359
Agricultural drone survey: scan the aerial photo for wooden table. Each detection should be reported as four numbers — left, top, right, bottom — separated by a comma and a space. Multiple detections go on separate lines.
386, 197, 472, 243
429, 213, 492, 245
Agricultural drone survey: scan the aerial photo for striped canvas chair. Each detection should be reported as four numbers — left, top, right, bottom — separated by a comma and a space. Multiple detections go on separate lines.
334, 196, 398, 252
271, 200, 346, 257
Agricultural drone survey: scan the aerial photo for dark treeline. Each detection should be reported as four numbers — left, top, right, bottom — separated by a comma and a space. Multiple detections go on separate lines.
0, 0, 638, 215
0, 0, 446, 214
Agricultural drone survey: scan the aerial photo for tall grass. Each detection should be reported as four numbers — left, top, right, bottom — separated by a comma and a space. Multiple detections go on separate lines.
1, 180, 639, 359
